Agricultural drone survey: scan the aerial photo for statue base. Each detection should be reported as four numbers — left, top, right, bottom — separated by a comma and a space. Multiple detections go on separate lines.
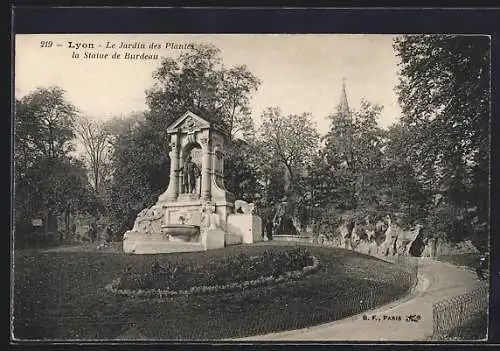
122, 197, 239, 254
123, 232, 207, 254
226, 213, 263, 244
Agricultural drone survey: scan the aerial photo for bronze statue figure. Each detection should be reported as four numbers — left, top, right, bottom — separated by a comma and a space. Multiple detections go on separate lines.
182, 155, 201, 194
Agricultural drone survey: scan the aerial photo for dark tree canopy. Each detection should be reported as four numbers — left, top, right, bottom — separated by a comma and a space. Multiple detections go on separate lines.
15, 86, 77, 164
258, 107, 320, 188
394, 35, 490, 203
393, 34, 490, 247
322, 98, 388, 210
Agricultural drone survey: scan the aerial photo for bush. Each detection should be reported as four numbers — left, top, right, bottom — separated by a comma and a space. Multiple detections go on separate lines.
312, 207, 344, 240
14, 220, 32, 249
425, 202, 472, 243
116, 247, 314, 292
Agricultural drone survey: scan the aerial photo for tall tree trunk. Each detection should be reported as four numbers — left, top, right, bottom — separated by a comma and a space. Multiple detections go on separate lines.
64, 206, 71, 240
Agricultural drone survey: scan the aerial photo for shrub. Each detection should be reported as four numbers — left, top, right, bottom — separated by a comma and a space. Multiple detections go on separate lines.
312, 207, 344, 240
425, 202, 472, 243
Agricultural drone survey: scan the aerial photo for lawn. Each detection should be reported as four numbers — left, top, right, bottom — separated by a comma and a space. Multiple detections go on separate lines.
13, 242, 415, 340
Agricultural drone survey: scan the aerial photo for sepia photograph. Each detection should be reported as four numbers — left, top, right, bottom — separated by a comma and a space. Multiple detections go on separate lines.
12, 32, 490, 342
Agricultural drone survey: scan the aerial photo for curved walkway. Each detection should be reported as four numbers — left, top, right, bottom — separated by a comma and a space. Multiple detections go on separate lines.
237, 258, 484, 341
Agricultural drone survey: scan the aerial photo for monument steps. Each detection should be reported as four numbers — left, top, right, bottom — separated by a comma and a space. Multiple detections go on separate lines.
127, 241, 206, 254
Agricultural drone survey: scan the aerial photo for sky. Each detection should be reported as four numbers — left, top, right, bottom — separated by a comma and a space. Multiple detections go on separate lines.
15, 34, 403, 134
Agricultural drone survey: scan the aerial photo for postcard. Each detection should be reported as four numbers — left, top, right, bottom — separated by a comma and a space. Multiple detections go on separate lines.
13, 30, 490, 342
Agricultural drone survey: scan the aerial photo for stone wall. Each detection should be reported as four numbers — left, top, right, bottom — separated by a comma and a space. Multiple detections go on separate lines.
313, 214, 479, 259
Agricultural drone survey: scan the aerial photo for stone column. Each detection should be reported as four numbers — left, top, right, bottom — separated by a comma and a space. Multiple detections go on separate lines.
178, 155, 184, 195
163, 133, 179, 201
200, 132, 212, 200
212, 137, 227, 192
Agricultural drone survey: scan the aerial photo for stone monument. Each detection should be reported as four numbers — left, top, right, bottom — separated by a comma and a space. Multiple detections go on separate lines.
123, 111, 263, 254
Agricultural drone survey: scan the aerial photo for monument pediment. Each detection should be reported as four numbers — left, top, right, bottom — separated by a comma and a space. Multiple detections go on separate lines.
167, 111, 211, 134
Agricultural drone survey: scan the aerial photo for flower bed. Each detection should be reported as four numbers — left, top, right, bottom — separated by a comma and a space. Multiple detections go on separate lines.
105, 247, 320, 298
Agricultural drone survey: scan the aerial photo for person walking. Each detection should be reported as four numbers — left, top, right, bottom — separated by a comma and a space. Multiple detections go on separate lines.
105, 226, 113, 245
89, 221, 97, 243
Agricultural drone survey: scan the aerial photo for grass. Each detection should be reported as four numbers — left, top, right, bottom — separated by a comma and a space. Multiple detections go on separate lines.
13, 242, 414, 340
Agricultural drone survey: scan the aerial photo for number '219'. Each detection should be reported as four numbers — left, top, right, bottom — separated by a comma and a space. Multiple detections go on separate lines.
40, 41, 53, 48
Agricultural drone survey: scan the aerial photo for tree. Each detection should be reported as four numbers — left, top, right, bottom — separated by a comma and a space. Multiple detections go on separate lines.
258, 107, 320, 191
380, 123, 428, 220
45, 157, 100, 235
14, 87, 97, 245
394, 35, 489, 204
352, 100, 385, 173
106, 113, 170, 234
323, 99, 386, 208
224, 138, 262, 202
215, 65, 261, 140
393, 34, 490, 244
75, 115, 112, 193
256, 107, 320, 234
15, 86, 79, 222
146, 44, 261, 140
15, 86, 77, 162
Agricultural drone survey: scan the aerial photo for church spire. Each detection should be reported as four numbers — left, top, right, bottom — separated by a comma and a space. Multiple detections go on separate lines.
339, 77, 350, 117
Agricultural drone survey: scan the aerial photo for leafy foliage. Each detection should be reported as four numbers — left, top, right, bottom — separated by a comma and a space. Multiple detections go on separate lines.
254, 108, 320, 231
322, 98, 392, 212
106, 114, 169, 235
393, 34, 490, 242
258, 107, 320, 189
15, 86, 77, 162
324, 99, 384, 174
145, 43, 261, 140
224, 138, 262, 202
14, 87, 98, 246
424, 201, 474, 243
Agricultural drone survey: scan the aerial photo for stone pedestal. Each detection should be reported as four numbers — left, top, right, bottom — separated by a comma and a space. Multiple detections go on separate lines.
227, 214, 263, 244
203, 228, 226, 250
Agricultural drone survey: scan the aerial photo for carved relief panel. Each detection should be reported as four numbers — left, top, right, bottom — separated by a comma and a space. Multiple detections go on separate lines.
180, 116, 202, 133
